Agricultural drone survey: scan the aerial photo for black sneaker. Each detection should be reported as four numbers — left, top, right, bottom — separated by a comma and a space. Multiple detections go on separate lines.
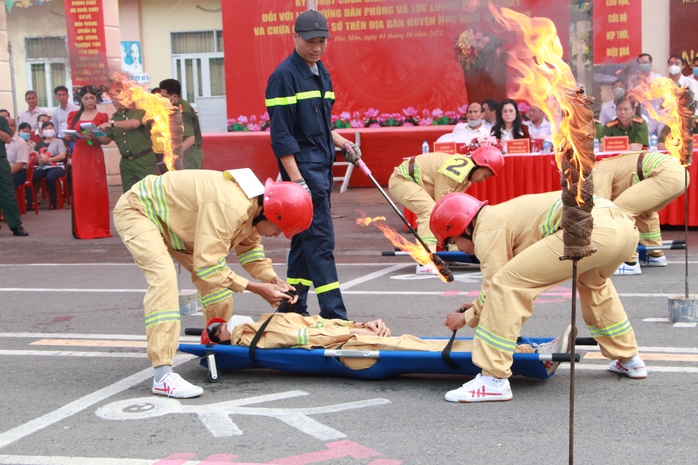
11, 226, 28, 236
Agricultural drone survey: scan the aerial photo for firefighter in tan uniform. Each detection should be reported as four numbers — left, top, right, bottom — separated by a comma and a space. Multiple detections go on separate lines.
430, 191, 647, 403
113, 170, 312, 398
388, 145, 504, 273
594, 151, 688, 275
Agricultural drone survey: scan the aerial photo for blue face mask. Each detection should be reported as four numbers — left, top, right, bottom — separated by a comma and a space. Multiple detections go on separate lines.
19, 132, 30, 141
639, 63, 651, 73
693, 67, 698, 77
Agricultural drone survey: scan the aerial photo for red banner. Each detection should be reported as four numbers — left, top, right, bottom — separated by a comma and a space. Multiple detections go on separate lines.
593, 0, 642, 65
222, 0, 569, 119
670, 0, 698, 67
64, 0, 109, 86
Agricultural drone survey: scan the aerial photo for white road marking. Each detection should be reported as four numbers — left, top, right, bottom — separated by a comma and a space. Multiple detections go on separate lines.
0, 288, 690, 299
0, 349, 146, 359
340, 264, 412, 290
0, 333, 201, 343
0, 456, 154, 465
558, 365, 698, 374
96, 391, 391, 440
0, 354, 195, 450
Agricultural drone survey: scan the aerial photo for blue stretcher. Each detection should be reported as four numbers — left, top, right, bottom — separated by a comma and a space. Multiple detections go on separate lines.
179, 335, 579, 383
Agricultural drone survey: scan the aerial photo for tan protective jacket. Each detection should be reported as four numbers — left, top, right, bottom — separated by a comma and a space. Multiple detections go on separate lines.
393, 152, 476, 201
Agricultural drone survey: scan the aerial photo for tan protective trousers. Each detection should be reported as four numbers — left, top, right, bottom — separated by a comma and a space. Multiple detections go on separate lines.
113, 193, 233, 367
388, 175, 438, 251
474, 206, 640, 379
613, 161, 688, 260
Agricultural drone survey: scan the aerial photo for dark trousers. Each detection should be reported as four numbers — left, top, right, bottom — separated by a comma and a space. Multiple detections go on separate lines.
33, 167, 66, 203
0, 156, 21, 229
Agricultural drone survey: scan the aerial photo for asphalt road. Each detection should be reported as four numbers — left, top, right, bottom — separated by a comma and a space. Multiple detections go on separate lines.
0, 185, 696, 464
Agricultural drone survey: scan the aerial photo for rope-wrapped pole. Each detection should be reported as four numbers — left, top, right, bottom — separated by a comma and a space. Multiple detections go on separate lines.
556, 87, 597, 465
169, 108, 184, 171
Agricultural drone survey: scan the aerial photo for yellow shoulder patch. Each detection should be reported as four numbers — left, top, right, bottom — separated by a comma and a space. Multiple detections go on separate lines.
632, 116, 645, 124
606, 120, 619, 128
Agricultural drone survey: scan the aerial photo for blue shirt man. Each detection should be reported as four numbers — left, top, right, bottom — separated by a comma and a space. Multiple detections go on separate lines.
265, 10, 357, 320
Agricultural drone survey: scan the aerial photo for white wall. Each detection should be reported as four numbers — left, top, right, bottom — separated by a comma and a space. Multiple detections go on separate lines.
642, 0, 670, 73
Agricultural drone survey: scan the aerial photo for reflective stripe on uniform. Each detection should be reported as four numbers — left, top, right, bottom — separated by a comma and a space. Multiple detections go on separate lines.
296, 328, 309, 346
587, 318, 632, 338
397, 159, 420, 184
137, 177, 184, 250
195, 257, 229, 279
288, 277, 313, 287
475, 325, 517, 353
314, 320, 326, 328
316, 281, 339, 294
639, 230, 662, 241
238, 247, 266, 265
199, 288, 233, 307
145, 309, 180, 328
635, 152, 669, 183
477, 292, 486, 308
539, 197, 563, 236
265, 90, 334, 108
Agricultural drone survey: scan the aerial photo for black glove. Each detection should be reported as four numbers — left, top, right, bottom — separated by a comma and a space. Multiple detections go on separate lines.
341, 142, 362, 166
294, 178, 312, 198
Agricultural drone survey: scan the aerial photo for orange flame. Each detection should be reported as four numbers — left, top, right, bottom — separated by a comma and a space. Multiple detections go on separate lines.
489, 5, 594, 201
109, 73, 177, 170
629, 77, 689, 166
355, 210, 447, 281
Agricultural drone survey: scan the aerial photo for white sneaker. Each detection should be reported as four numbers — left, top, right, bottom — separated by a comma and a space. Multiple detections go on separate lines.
152, 372, 204, 398
444, 374, 513, 403
416, 264, 437, 275
608, 357, 647, 379
613, 262, 641, 276
536, 324, 573, 376
641, 255, 667, 267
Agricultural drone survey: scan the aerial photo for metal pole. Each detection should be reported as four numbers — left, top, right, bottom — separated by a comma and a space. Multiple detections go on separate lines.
685, 168, 690, 298
356, 159, 433, 253
568, 260, 578, 465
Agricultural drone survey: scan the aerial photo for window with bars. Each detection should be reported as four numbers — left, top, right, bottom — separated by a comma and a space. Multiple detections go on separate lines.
25, 37, 71, 108
170, 30, 225, 103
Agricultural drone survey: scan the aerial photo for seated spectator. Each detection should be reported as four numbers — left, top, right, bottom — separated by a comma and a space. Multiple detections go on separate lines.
525, 105, 552, 139
599, 80, 627, 125
31, 122, 67, 210
5, 117, 30, 190
602, 96, 649, 151
31, 114, 51, 145
490, 98, 530, 143
452, 102, 490, 143
481, 99, 499, 133
667, 54, 698, 104
17, 122, 35, 150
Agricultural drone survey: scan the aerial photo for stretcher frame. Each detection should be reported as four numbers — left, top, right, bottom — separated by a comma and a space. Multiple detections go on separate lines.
179, 335, 583, 383
382, 241, 686, 265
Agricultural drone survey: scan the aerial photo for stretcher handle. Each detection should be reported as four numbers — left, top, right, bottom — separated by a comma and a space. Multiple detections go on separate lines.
324, 349, 380, 358
575, 337, 598, 346
539, 353, 582, 362
185, 327, 204, 336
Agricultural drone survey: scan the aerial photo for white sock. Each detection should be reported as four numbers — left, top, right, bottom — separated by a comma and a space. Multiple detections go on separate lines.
481, 375, 505, 388
622, 355, 642, 367
154, 365, 173, 382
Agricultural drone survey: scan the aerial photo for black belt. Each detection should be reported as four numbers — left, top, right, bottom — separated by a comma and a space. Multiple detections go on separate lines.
123, 148, 152, 161
408, 156, 417, 180
637, 152, 645, 181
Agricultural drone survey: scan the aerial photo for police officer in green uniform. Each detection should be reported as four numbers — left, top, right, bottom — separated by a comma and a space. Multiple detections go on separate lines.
602, 96, 649, 151
0, 116, 28, 236
158, 79, 204, 170
99, 98, 159, 192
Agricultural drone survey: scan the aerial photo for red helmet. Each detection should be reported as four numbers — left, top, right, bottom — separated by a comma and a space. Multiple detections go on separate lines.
470, 145, 504, 176
430, 193, 487, 247
201, 317, 227, 345
263, 179, 313, 238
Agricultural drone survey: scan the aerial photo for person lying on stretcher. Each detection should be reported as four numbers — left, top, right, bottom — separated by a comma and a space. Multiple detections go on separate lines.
202, 313, 571, 374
